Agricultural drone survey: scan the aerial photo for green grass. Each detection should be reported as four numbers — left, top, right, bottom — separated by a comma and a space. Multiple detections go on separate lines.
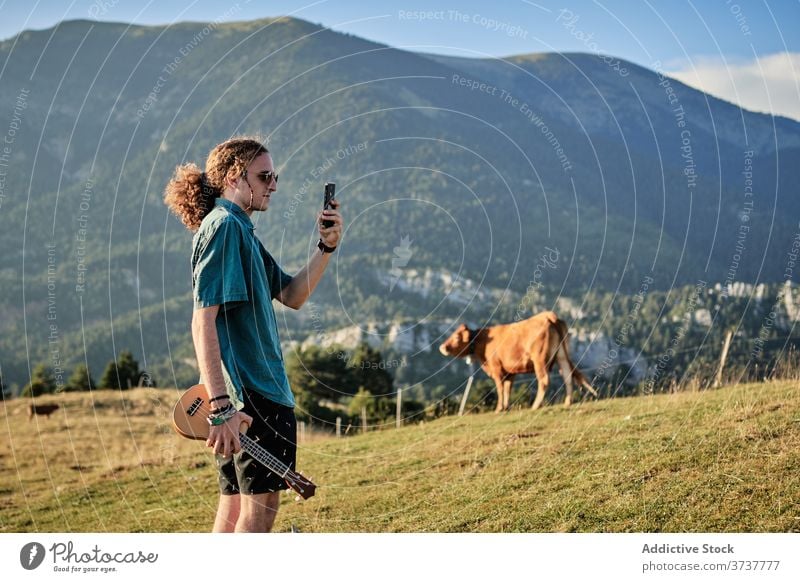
2, 381, 799, 532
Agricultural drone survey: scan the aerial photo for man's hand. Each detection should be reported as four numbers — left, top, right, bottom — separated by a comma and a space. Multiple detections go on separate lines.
318, 198, 343, 248
206, 410, 253, 457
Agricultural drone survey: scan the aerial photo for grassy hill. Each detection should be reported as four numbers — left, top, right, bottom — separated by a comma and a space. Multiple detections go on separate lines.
2, 380, 798, 532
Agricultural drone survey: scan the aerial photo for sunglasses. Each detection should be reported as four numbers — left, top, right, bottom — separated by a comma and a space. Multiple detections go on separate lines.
244, 170, 279, 185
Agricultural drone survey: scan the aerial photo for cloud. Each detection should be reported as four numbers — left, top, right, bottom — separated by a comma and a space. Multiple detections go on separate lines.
667, 52, 800, 122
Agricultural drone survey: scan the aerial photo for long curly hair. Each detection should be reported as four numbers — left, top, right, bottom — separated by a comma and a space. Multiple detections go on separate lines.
163, 136, 268, 231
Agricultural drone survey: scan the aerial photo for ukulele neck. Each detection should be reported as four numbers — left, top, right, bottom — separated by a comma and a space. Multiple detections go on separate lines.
239, 433, 290, 478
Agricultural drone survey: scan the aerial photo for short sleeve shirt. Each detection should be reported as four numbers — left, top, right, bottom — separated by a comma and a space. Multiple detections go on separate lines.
191, 197, 295, 408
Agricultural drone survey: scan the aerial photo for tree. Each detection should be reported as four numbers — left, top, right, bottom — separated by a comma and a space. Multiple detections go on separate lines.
20, 363, 56, 397
67, 363, 96, 392
293, 387, 339, 426
285, 345, 353, 427
285, 344, 351, 401
99, 350, 141, 390
347, 387, 375, 420
99, 361, 117, 390
346, 343, 394, 397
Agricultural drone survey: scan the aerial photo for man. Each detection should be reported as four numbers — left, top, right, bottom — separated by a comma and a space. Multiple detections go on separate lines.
174, 138, 342, 532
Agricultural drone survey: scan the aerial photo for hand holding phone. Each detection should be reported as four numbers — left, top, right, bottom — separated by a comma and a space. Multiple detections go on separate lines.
322, 182, 335, 228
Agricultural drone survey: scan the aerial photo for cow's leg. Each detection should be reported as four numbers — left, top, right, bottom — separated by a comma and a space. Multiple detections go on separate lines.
531, 361, 549, 410
502, 377, 513, 411
492, 376, 505, 413
557, 348, 574, 407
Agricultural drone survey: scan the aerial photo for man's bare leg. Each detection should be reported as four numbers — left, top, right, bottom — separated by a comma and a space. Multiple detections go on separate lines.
213, 494, 240, 533
235, 492, 281, 532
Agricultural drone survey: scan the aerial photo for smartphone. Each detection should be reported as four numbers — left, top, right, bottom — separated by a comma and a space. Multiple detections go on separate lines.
322, 182, 335, 228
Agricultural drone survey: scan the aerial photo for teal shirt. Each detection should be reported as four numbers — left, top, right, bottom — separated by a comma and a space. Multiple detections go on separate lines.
191, 198, 295, 408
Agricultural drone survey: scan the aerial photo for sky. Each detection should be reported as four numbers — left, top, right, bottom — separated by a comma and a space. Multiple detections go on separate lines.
1, 0, 798, 120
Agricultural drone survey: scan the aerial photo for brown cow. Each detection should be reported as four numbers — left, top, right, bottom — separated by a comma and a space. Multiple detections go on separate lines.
439, 311, 597, 411
27, 403, 60, 421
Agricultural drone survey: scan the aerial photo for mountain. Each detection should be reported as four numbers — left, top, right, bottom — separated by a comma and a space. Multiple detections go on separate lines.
0, 17, 797, 391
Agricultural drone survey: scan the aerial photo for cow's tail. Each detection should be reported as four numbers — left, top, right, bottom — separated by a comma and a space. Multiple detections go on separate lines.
554, 319, 598, 397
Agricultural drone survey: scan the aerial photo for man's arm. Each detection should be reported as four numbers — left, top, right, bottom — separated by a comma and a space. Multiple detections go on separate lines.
276, 249, 332, 310
192, 305, 252, 457
192, 305, 226, 396
277, 198, 343, 310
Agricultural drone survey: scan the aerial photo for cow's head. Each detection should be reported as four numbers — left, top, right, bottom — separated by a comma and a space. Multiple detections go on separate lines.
438, 323, 471, 357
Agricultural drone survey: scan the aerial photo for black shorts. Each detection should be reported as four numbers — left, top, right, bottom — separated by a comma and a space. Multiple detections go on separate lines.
217, 389, 297, 496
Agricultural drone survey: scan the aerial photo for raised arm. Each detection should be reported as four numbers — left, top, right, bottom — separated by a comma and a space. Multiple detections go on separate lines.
277, 198, 343, 309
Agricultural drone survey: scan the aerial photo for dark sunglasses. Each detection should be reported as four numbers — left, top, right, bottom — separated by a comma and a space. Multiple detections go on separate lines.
244, 170, 279, 184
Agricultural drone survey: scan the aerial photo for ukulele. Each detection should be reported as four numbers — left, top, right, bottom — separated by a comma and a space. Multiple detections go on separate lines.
172, 384, 316, 499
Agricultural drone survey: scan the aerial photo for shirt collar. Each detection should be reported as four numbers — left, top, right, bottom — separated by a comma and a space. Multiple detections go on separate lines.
215, 197, 255, 230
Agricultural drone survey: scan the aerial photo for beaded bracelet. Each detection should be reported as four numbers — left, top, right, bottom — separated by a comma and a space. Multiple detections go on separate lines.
208, 412, 235, 426
209, 402, 233, 415
207, 403, 237, 426
209, 402, 232, 415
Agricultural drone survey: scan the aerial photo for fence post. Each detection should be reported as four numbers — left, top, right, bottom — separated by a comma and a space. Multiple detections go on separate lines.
336, 416, 342, 438
361, 406, 367, 434
714, 330, 733, 388
396, 388, 402, 429
459, 362, 476, 416
299, 421, 306, 444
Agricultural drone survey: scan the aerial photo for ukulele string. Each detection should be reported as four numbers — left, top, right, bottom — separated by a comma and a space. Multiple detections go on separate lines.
193, 401, 289, 477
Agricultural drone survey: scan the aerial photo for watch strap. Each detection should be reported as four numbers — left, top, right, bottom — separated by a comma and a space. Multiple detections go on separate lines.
317, 239, 336, 254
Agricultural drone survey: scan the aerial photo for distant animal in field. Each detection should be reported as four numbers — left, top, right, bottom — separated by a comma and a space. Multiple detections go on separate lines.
27, 403, 60, 421
439, 311, 598, 411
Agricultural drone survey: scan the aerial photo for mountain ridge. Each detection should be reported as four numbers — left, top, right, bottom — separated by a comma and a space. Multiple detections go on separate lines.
0, 16, 796, 394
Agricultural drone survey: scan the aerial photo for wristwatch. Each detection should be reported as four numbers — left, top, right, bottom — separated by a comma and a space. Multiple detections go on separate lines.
317, 239, 336, 254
